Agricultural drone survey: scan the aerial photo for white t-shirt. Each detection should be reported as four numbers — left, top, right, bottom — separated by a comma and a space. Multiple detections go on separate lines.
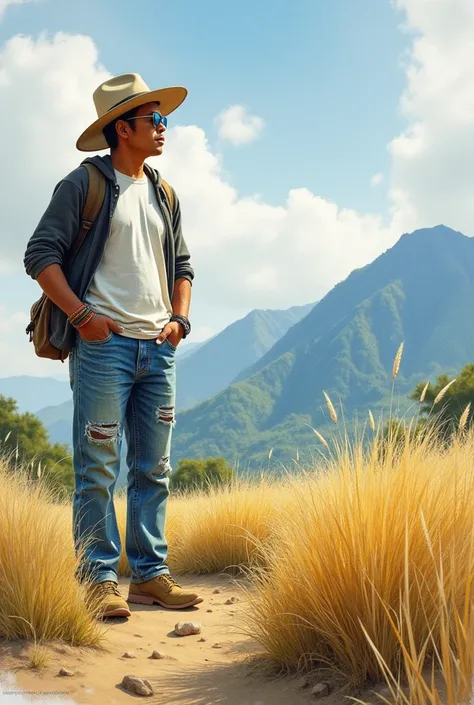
85, 169, 173, 339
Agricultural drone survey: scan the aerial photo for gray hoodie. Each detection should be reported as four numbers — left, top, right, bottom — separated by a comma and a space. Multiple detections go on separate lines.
24, 155, 194, 354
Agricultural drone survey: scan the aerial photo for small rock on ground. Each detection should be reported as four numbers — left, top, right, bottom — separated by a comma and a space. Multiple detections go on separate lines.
122, 675, 154, 697
225, 597, 238, 605
311, 682, 330, 699
206, 609, 213, 613
212, 589, 221, 594
150, 650, 166, 659
58, 668, 74, 677
198, 637, 207, 642
122, 652, 136, 659
174, 621, 201, 636
297, 677, 310, 689
212, 643, 222, 649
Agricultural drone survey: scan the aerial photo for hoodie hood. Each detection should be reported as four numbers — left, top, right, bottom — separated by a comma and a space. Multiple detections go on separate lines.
81, 154, 162, 185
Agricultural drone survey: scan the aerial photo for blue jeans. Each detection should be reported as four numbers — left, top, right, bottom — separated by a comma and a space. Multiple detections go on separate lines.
69, 331, 176, 585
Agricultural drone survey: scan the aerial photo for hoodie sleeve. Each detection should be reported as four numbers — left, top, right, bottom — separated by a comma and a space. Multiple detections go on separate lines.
169, 186, 194, 284
24, 177, 84, 280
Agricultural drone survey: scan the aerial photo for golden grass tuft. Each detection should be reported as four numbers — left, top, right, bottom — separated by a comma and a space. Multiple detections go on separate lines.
311, 427, 329, 448
243, 430, 474, 699
0, 460, 106, 646
117, 478, 286, 576
458, 403, 471, 433
392, 343, 404, 379
433, 379, 457, 407
323, 391, 338, 424
420, 381, 430, 404
27, 642, 52, 669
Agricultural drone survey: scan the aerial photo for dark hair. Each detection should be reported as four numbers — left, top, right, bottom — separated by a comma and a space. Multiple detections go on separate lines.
103, 105, 140, 150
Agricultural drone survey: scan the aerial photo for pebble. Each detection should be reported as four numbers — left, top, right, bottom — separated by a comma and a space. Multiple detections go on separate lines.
122, 675, 154, 697
311, 682, 330, 699
122, 652, 136, 659
174, 621, 202, 636
58, 668, 74, 677
198, 637, 207, 642
150, 650, 166, 659
206, 609, 213, 613
212, 643, 222, 649
213, 589, 221, 594
225, 597, 238, 605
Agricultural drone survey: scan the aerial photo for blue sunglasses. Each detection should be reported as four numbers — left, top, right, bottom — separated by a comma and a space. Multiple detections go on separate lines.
127, 111, 168, 129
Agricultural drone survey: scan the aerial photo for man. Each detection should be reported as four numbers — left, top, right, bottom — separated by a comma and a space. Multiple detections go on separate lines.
24, 73, 203, 618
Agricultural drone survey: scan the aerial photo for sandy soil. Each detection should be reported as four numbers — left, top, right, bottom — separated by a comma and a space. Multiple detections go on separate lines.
0, 574, 389, 705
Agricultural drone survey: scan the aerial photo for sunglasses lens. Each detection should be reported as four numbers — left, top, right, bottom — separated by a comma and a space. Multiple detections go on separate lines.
153, 113, 167, 128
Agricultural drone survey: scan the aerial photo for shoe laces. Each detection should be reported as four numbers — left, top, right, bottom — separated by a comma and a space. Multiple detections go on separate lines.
96, 580, 121, 597
156, 574, 181, 593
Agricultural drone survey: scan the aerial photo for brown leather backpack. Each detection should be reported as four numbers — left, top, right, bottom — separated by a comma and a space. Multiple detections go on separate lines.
26, 164, 174, 362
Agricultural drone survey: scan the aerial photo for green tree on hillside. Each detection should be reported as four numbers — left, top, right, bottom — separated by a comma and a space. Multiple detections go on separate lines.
409, 363, 474, 439
170, 457, 234, 492
0, 394, 74, 496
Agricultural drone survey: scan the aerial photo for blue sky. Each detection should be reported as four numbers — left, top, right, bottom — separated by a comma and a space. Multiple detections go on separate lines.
1, 0, 472, 379
0, 0, 408, 212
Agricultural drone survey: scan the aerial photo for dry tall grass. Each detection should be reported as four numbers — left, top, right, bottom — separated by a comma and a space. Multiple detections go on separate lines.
2, 408, 474, 703
116, 478, 285, 576
0, 460, 105, 646
244, 428, 474, 702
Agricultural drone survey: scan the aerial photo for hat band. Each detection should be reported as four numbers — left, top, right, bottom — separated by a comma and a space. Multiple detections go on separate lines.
107, 90, 154, 113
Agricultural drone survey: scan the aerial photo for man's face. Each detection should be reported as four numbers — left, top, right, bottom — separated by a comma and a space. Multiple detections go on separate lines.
117, 102, 166, 157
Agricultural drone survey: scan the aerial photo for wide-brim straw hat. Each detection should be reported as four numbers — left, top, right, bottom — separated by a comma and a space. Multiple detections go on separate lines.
76, 73, 187, 152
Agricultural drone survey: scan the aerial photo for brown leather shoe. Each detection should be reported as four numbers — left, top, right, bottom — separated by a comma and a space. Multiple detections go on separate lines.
87, 580, 131, 618
127, 574, 203, 609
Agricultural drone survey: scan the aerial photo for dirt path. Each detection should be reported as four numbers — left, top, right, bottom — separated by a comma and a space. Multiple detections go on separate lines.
0, 574, 324, 705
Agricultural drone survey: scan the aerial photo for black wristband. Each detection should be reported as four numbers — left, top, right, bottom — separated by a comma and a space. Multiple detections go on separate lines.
170, 314, 191, 339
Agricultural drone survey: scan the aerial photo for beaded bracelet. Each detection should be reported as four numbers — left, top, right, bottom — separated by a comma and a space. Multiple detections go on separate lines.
71, 308, 92, 327
68, 303, 86, 322
68, 303, 95, 329
75, 310, 95, 329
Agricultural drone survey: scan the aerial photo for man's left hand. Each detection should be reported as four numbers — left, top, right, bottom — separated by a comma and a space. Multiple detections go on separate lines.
156, 321, 183, 348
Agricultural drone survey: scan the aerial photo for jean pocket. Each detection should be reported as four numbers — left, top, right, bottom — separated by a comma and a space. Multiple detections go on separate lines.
81, 331, 114, 345
163, 337, 177, 351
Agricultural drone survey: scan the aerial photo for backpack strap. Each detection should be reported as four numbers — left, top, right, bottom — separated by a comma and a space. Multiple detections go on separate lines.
161, 178, 175, 216
72, 163, 107, 257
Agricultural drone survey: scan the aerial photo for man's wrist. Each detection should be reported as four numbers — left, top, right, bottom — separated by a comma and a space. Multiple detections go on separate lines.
170, 314, 191, 339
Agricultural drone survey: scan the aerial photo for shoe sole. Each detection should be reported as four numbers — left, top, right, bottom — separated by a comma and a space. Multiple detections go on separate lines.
101, 606, 132, 618
127, 593, 204, 609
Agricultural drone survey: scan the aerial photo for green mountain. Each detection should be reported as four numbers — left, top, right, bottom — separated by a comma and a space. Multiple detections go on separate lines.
171, 226, 474, 467
176, 303, 315, 410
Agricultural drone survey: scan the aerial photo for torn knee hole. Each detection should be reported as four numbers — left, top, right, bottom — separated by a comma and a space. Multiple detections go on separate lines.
158, 456, 172, 474
157, 406, 175, 424
85, 422, 121, 444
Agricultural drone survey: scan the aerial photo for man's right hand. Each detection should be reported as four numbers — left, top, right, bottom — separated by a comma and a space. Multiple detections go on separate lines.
78, 314, 124, 342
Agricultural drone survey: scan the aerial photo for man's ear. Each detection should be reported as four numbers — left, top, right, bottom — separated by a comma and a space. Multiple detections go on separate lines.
116, 120, 129, 139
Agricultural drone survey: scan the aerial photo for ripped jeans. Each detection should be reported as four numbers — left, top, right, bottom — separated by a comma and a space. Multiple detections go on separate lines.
69, 331, 176, 585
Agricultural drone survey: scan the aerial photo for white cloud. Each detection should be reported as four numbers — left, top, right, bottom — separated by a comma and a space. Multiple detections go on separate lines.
0, 33, 110, 272
0, 305, 69, 378
0, 0, 34, 21
215, 105, 265, 145
389, 0, 474, 236
370, 172, 384, 187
